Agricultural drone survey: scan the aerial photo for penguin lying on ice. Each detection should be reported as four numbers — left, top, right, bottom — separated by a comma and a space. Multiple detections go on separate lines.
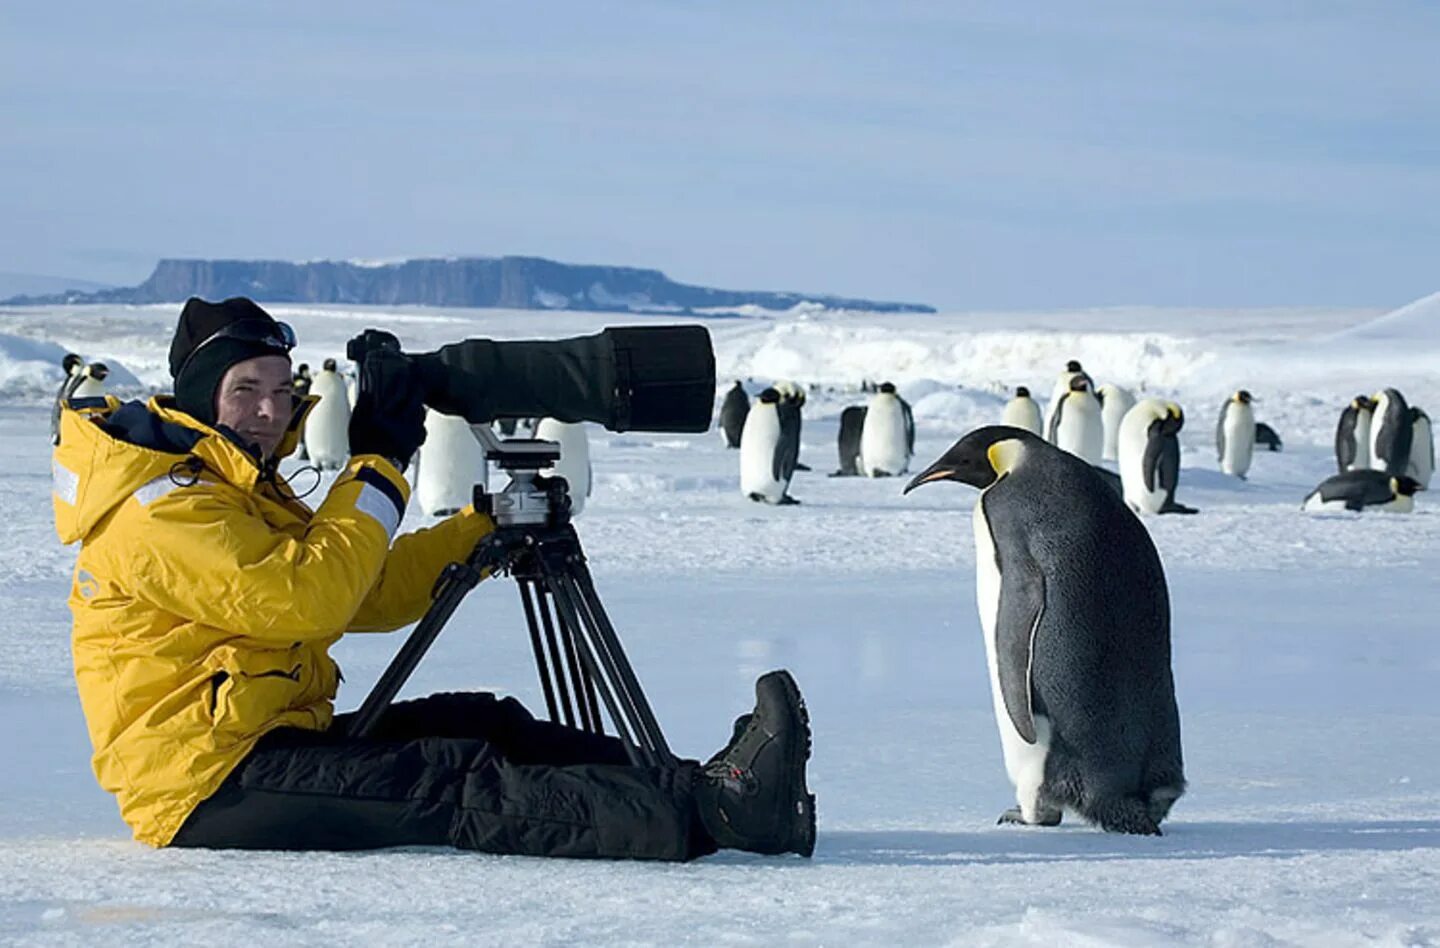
1302, 471, 1421, 513
905, 426, 1186, 835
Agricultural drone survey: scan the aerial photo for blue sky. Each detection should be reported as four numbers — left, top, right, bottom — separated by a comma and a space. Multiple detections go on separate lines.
2, 1, 1437, 309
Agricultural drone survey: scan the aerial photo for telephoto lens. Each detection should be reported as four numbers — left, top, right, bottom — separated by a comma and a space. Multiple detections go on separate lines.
411, 325, 715, 433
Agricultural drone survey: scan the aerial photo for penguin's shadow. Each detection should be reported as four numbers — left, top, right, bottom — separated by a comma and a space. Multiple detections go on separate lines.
817, 820, 1440, 866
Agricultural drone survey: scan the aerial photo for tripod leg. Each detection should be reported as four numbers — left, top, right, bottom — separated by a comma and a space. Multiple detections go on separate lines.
549, 592, 599, 734
561, 570, 675, 764
544, 579, 653, 767
518, 579, 563, 726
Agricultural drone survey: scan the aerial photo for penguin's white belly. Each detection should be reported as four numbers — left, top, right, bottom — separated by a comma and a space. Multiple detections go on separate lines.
1220, 406, 1255, 476
1118, 439, 1165, 514
739, 408, 785, 502
1054, 397, 1103, 464
536, 418, 592, 516
1350, 414, 1373, 471
71, 378, 106, 398
972, 499, 1051, 820
416, 412, 487, 515
1101, 395, 1133, 461
1302, 492, 1347, 512
860, 400, 909, 476
1001, 400, 1042, 436
307, 375, 351, 468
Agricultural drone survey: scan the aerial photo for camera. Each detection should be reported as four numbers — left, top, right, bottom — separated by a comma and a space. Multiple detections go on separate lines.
346, 325, 715, 433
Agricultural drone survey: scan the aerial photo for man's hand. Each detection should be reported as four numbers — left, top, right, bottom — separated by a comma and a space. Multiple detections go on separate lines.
349, 349, 426, 471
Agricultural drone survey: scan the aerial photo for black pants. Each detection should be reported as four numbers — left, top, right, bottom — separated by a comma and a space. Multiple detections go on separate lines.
172, 692, 717, 861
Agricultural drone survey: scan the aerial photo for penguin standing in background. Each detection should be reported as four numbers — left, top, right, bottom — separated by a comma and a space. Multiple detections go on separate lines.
1047, 376, 1103, 464
1369, 388, 1413, 476
904, 426, 1185, 835
740, 388, 799, 504
1042, 360, 1094, 436
1118, 399, 1197, 515
1097, 383, 1135, 462
1303, 471, 1421, 513
414, 410, 488, 517
832, 405, 867, 476
1216, 390, 1256, 478
1001, 387, 1043, 436
773, 381, 808, 471
1335, 395, 1375, 473
50, 352, 85, 445
71, 362, 110, 399
345, 367, 359, 410
718, 381, 750, 449
1405, 407, 1433, 489
307, 358, 351, 471
535, 418, 593, 517
291, 363, 314, 461
860, 382, 912, 477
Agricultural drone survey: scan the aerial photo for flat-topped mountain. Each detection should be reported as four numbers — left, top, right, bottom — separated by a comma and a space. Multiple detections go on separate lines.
4, 256, 934, 314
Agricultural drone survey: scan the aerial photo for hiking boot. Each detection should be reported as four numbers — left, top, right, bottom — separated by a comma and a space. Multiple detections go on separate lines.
695, 670, 816, 857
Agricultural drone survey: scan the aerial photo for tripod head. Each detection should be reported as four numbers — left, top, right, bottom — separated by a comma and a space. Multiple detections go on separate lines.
470, 424, 572, 528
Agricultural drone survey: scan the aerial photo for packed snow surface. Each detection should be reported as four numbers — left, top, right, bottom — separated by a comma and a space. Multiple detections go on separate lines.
2, 298, 1439, 945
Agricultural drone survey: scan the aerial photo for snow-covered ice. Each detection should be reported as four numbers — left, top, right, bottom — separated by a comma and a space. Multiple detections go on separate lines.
2, 298, 1439, 945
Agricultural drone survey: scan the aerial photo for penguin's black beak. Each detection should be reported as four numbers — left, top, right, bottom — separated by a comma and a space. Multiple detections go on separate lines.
903, 462, 956, 494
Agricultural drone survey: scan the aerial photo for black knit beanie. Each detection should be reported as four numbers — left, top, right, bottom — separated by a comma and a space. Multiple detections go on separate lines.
169, 297, 292, 426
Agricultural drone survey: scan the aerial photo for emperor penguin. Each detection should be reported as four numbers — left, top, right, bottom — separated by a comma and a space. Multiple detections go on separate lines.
71, 362, 110, 399
1405, 407, 1433, 489
414, 410, 488, 517
50, 353, 85, 445
1369, 388, 1413, 476
345, 368, 359, 410
535, 418, 593, 517
292, 363, 314, 461
1303, 470, 1421, 513
1042, 359, 1094, 436
1047, 376, 1103, 464
1335, 395, 1375, 473
1001, 387, 1043, 436
859, 382, 912, 477
740, 388, 799, 504
307, 358, 351, 471
774, 380, 809, 472
1097, 383, 1135, 462
1119, 399, 1197, 515
832, 405, 867, 476
1216, 390, 1256, 478
719, 381, 750, 449
904, 426, 1185, 835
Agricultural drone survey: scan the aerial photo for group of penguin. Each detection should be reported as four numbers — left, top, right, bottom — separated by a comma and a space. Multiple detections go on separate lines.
719, 379, 918, 505
997, 360, 1216, 516
292, 358, 593, 519
1305, 389, 1432, 512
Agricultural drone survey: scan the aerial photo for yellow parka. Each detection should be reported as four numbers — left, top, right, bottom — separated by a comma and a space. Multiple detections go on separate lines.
52, 396, 493, 846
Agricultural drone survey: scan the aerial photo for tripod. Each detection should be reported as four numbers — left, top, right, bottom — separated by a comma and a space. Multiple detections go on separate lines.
346, 428, 677, 769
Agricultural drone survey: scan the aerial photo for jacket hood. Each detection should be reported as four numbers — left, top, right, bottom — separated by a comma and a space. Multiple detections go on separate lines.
53, 395, 317, 545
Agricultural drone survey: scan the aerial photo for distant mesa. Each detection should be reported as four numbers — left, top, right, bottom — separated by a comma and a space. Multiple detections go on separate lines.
2, 256, 935, 315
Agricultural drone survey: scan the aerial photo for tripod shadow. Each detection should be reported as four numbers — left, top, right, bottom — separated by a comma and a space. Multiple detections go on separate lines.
815, 819, 1440, 867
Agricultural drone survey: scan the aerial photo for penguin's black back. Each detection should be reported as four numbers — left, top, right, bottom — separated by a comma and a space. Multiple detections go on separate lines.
983, 444, 1183, 803
719, 383, 750, 448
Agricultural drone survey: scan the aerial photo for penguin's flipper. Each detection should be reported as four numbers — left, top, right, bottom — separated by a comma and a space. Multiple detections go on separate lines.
994, 545, 1044, 745
1142, 422, 1164, 494
1215, 404, 1227, 463
902, 398, 916, 455
1046, 397, 1064, 443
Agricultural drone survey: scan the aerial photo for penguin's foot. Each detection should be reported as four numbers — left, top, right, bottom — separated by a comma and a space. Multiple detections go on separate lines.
997, 806, 1062, 827
794, 462, 812, 472
1087, 797, 1162, 836
747, 493, 768, 503
777, 494, 802, 506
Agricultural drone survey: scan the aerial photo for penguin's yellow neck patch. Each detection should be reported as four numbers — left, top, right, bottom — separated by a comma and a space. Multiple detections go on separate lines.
986, 439, 1024, 476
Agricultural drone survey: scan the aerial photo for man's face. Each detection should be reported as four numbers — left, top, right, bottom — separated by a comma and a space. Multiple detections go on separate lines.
214, 354, 294, 459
